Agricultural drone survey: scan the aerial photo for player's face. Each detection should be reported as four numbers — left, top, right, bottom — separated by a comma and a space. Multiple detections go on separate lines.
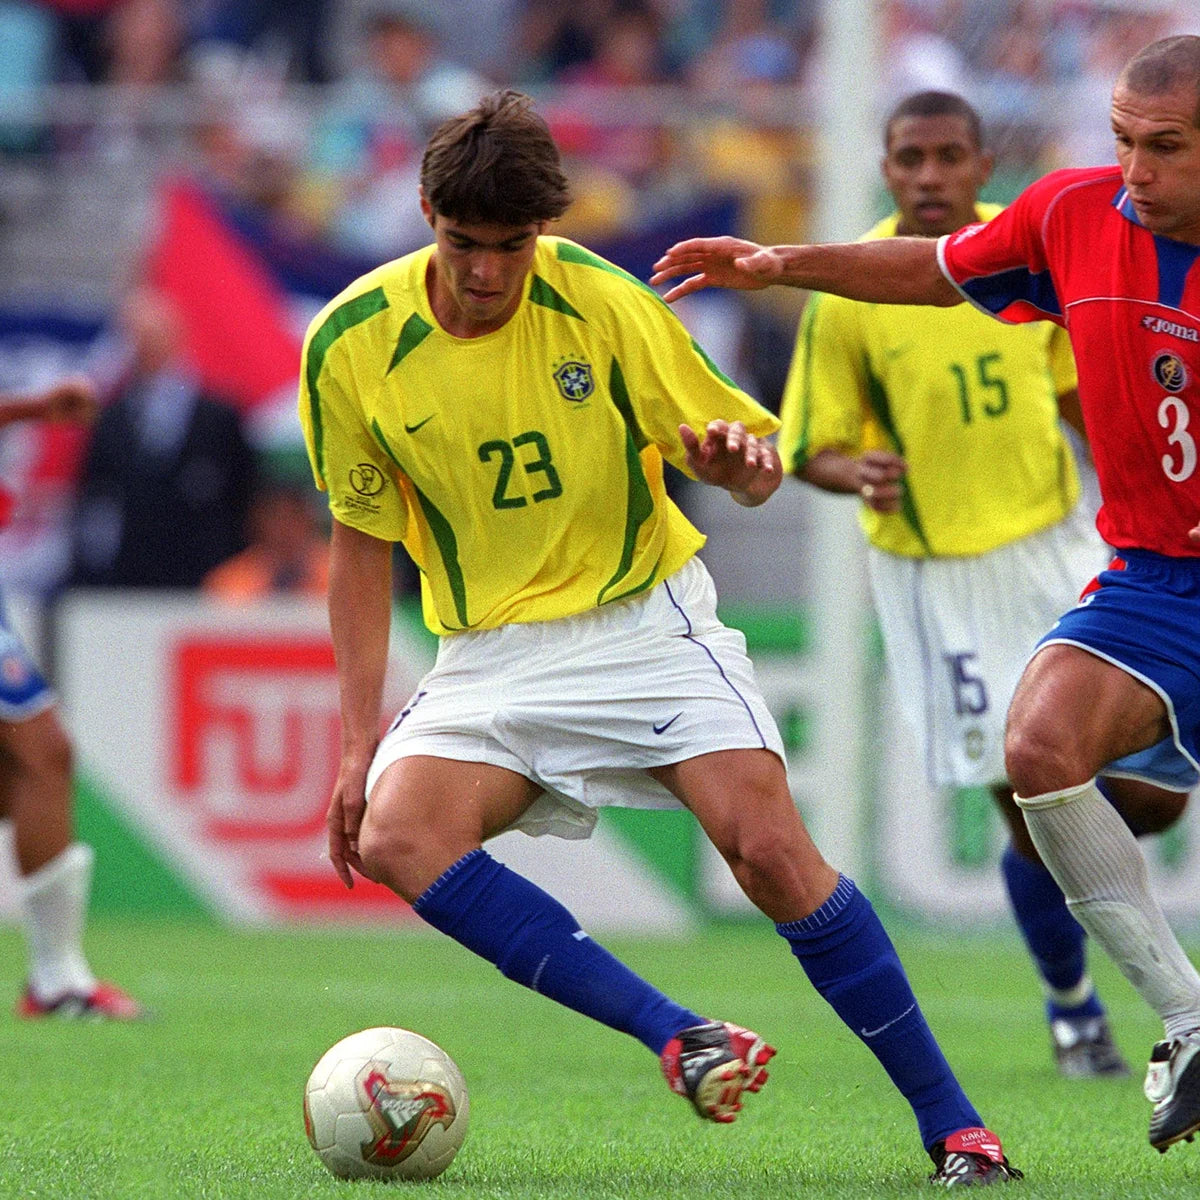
882, 115, 993, 238
422, 202, 544, 337
1112, 82, 1200, 244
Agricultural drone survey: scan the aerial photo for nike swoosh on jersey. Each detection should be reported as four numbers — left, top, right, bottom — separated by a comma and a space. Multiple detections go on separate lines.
404, 414, 435, 433
653, 713, 683, 735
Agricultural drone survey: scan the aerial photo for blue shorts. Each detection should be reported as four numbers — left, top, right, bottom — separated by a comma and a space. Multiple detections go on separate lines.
1037, 548, 1200, 791
0, 587, 54, 722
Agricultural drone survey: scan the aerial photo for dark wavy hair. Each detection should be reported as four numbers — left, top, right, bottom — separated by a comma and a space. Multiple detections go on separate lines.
421, 90, 572, 226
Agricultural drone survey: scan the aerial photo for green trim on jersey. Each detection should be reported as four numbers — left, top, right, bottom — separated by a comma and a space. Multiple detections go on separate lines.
555, 240, 660, 299
598, 359, 657, 605
529, 274, 586, 321
388, 311, 435, 373
786, 297, 822, 472
306, 286, 390, 484
605, 355, 649, 452
863, 363, 932, 554
689, 337, 738, 389
371, 417, 470, 628
411, 487, 470, 629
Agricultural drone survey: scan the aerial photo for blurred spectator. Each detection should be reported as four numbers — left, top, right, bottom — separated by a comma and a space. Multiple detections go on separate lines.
973, 0, 1050, 166
203, 478, 329, 602
510, 0, 643, 84
1051, 0, 1186, 167
550, 6, 674, 191
69, 285, 255, 588
684, 0, 810, 99
190, 92, 309, 222
40, 0, 184, 84
665, 0, 815, 68
0, 1, 56, 153
881, 0, 971, 98
679, 1, 814, 254
304, 0, 491, 256
189, 0, 336, 86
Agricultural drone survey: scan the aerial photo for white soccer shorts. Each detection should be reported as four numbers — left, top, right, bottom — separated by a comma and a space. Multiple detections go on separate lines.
868, 505, 1108, 788
366, 555, 785, 839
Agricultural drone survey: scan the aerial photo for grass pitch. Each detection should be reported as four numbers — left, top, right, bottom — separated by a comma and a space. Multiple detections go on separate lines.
0, 918, 1198, 1199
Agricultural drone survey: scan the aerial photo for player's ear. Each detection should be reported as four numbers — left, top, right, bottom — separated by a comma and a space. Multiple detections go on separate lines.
419, 189, 435, 229
977, 150, 996, 189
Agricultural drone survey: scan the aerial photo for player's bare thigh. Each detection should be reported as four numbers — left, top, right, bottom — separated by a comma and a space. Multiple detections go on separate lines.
650, 747, 839, 923
1005, 643, 1170, 796
359, 755, 541, 900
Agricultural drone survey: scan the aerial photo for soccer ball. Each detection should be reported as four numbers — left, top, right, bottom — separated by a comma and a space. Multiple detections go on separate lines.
303, 1026, 469, 1180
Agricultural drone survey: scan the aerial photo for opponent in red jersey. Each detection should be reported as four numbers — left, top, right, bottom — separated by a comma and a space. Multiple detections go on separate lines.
652, 34, 1200, 1155
939, 164, 1200, 558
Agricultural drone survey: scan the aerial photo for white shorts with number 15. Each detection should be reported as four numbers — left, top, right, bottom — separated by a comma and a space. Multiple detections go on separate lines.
867, 505, 1107, 789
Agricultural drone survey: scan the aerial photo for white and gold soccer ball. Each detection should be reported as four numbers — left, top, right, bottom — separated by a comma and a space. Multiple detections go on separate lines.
303, 1026, 469, 1180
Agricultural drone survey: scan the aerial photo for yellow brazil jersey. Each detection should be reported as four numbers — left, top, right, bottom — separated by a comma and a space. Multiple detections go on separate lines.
778, 207, 1080, 557
299, 235, 778, 634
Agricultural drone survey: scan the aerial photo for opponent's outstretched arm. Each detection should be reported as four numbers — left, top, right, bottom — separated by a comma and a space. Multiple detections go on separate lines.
0, 376, 97, 428
650, 235, 961, 307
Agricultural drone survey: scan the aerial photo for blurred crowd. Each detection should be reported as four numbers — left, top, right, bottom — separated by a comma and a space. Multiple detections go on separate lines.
0, 0, 1193, 601
3, 1, 1191, 255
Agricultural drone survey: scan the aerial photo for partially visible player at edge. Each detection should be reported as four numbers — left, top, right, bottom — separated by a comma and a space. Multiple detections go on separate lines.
300, 89, 1020, 1186
779, 88, 1190, 1081
0, 378, 142, 1019
653, 34, 1200, 1155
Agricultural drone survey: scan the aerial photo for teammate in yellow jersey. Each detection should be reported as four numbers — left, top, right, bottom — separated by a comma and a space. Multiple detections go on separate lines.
779, 90, 1190, 1078
300, 89, 1021, 1186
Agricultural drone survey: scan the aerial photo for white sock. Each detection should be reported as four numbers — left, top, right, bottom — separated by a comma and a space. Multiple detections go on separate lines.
20, 843, 97, 1001
1018, 780, 1200, 1041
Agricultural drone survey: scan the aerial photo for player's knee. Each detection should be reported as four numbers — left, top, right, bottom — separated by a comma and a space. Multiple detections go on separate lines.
720, 812, 828, 912
1004, 719, 1083, 798
356, 816, 425, 896
728, 827, 793, 884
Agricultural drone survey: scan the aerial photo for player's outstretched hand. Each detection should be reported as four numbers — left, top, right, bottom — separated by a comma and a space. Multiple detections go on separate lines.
651, 237, 784, 302
681, 420, 780, 507
327, 755, 372, 889
40, 375, 98, 423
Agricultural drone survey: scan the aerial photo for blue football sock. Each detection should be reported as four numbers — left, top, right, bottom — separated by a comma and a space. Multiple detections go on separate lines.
999, 843, 1103, 1020
413, 849, 701, 1054
777, 875, 981, 1151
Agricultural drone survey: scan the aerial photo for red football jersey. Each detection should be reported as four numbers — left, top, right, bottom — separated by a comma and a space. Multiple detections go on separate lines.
939, 165, 1200, 557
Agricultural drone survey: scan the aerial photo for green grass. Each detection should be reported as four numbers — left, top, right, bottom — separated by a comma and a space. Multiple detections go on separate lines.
0, 920, 1197, 1198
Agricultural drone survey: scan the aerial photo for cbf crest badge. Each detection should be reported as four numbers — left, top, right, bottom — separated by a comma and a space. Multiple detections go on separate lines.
553, 358, 594, 402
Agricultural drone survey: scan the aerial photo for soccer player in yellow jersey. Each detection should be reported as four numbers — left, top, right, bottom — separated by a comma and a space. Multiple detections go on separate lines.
300, 89, 1021, 1185
778, 91, 1190, 1079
